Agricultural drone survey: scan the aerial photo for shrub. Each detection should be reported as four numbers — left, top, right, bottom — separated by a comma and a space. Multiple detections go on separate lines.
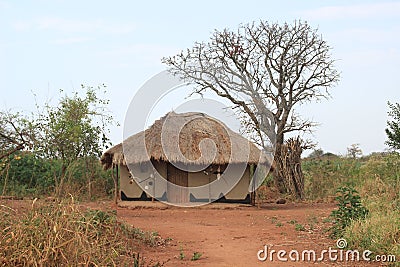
0, 154, 114, 200
329, 186, 368, 238
303, 157, 363, 200
0, 152, 56, 197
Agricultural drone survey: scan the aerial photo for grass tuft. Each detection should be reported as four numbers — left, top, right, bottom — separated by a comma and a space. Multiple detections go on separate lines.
0, 198, 165, 266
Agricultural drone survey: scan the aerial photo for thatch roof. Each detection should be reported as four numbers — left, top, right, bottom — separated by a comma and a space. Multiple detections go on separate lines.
100, 143, 124, 170
100, 112, 266, 170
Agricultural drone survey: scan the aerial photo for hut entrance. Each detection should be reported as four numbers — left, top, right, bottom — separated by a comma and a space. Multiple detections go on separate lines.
167, 164, 189, 203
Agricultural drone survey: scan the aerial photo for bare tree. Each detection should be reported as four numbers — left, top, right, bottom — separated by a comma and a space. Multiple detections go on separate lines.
163, 20, 340, 195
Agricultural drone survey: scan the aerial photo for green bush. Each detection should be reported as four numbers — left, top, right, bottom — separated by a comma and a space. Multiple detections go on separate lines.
303, 157, 363, 200
0, 153, 113, 199
329, 186, 368, 238
0, 152, 55, 196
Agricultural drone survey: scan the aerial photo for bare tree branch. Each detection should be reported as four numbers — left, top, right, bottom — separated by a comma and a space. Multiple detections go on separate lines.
163, 20, 339, 149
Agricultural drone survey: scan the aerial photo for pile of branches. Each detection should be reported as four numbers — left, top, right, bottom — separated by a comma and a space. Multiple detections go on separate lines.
275, 137, 311, 199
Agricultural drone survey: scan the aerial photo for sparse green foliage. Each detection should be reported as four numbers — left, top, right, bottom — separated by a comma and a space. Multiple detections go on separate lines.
33, 85, 116, 198
191, 252, 202, 261
0, 85, 117, 199
0, 154, 113, 199
306, 215, 318, 231
295, 223, 306, 231
386, 101, 400, 151
322, 217, 332, 223
36, 85, 113, 161
329, 186, 368, 238
179, 246, 185, 260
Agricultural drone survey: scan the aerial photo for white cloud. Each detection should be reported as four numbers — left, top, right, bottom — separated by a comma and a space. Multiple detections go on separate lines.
13, 17, 136, 34
301, 2, 400, 20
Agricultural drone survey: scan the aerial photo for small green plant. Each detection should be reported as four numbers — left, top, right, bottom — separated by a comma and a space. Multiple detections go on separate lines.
287, 219, 297, 225
307, 215, 318, 224
133, 253, 141, 267
271, 216, 278, 224
295, 223, 305, 231
322, 217, 332, 223
307, 215, 318, 231
179, 246, 185, 260
276, 222, 283, 227
191, 252, 202, 261
329, 186, 369, 238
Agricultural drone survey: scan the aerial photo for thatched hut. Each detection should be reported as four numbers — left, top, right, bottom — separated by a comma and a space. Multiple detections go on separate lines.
101, 111, 267, 205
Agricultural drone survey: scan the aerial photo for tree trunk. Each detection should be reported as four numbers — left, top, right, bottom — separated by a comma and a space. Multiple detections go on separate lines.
273, 145, 286, 193
1, 163, 10, 196
112, 164, 119, 204
55, 165, 67, 199
249, 164, 256, 206
272, 131, 286, 194
85, 159, 93, 200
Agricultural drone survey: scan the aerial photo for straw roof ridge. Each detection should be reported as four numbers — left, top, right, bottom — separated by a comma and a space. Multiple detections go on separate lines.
100, 111, 265, 169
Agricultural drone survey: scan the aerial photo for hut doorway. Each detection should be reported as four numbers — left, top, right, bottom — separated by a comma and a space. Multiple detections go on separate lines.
167, 164, 189, 203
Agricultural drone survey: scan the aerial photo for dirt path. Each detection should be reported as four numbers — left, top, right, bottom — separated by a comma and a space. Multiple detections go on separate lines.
117, 202, 384, 267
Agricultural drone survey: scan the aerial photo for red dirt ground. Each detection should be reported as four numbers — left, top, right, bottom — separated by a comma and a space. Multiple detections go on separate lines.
0, 199, 389, 266
117, 202, 387, 267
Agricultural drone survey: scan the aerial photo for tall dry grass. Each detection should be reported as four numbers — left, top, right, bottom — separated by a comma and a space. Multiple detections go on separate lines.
0, 198, 165, 266
303, 153, 400, 264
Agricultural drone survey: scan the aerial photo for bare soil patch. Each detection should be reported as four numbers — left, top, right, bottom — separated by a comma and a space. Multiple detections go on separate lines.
1, 199, 387, 266
117, 202, 385, 266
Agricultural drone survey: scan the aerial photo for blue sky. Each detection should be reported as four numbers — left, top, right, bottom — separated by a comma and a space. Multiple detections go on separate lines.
1, 0, 399, 155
